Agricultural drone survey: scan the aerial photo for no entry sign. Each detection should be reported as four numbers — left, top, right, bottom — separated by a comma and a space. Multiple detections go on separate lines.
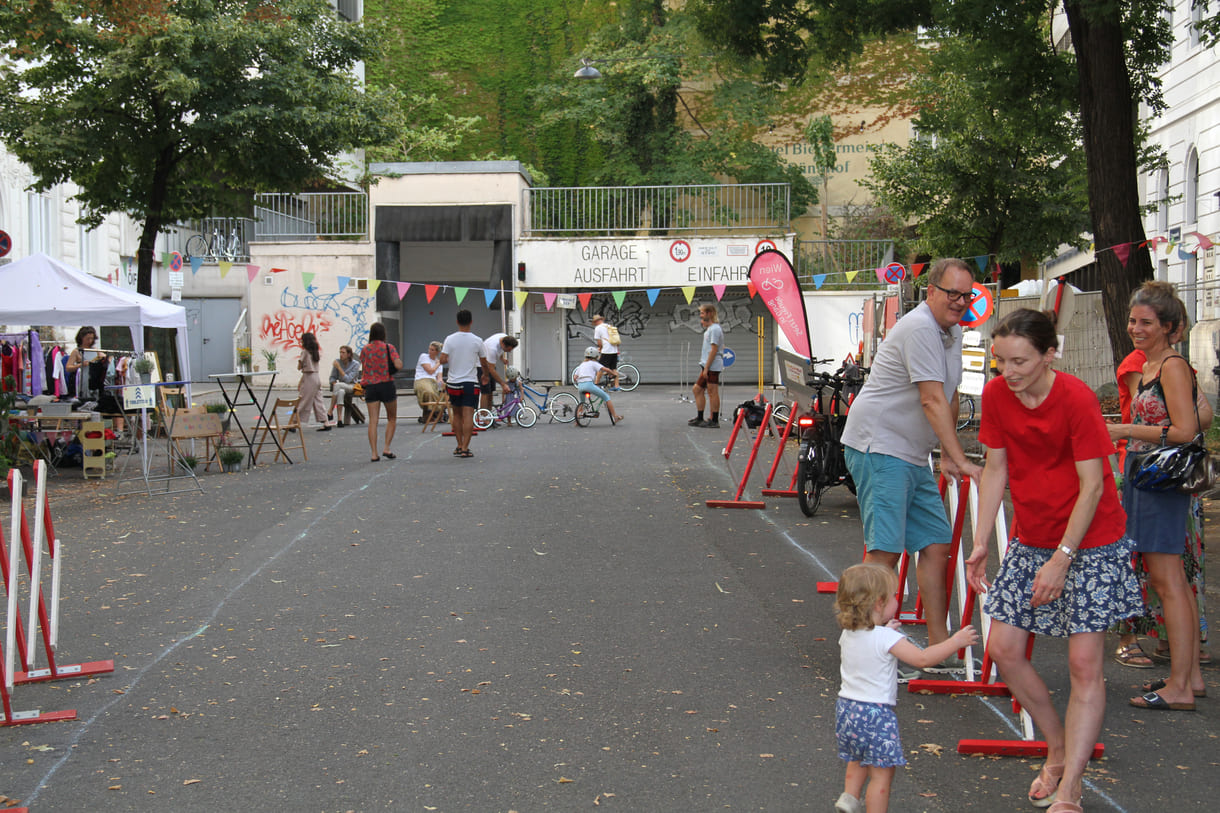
959, 284, 994, 328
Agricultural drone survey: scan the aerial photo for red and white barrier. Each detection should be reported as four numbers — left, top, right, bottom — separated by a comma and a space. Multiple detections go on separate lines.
706, 398, 771, 509
911, 476, 1104, 759
2, 460, 114, 727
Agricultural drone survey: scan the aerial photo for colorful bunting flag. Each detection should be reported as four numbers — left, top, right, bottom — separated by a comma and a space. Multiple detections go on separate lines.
246, 264, 259, 283
396, 281, 411, 299
337, 275, 350, 291
219, 261, 232, 279
647, 288, 661, 306
712, 285, 726, 301
812, 274, 827, 290
425, 284, 439, 303
454, 286, 469, 305
578, 292, 593, 311
681, 286, 696, 303
540, 292, 555, 310
746, 280, 757, 298
612, 290, 626, 308
845, 270, 859, 283
1114, 243, 1131, 267
514, 290, 529, 309
484, 289, 498, 308
301, 272, 315, 290
911, 263, 926, 278
368, 280, 381, 296
190, 256, 204, 274
973, 255, 988, 273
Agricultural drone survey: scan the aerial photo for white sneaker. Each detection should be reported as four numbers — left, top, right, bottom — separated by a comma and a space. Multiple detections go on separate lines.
835, 791, 864, 813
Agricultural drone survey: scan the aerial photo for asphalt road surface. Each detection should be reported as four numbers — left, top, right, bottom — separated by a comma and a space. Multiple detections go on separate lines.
2, 387, 1214, 811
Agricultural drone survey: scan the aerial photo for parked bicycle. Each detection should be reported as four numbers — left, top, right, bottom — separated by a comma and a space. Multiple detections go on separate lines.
473, 384, 537, 429
795, 359, 867, 517
956, 393, 976, 431
185, 226, 241, 262
518, 373, 579, 423
568, 358, 640, 392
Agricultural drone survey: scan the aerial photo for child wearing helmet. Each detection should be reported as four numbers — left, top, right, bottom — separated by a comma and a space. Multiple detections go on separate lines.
572, 346, 625, 424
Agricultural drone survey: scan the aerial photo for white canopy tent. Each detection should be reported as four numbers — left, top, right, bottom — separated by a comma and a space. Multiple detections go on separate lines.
0, 252, 191, 381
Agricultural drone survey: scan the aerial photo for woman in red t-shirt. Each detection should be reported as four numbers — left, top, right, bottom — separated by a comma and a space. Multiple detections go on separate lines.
965, 309, 1142, 813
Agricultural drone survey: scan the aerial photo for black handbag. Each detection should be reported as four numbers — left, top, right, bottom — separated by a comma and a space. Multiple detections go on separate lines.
386, 344, 399, 375
1128, 365, 1216, 494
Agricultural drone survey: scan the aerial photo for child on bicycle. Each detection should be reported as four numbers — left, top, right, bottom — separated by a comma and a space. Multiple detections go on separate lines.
833, 563, 977, 813
573, 346, 625, 425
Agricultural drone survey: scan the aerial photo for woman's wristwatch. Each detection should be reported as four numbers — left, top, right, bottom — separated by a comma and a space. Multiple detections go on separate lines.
1057, 544, 1076, 562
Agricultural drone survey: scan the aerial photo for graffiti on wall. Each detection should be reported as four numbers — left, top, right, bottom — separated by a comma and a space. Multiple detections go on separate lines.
668, 297, 759, 335
259, 286, 375, 352
565, 295, 652, 342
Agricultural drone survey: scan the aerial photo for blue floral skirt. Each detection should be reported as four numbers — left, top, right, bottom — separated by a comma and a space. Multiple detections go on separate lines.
836, 697, 907, 768
983, 537, 1145, 637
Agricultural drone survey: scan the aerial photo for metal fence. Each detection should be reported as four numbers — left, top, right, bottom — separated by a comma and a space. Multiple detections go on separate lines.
794, 239, 894, 288
523, 183, 790, 236
165, 217, 254, 263
251, 192, 368, 241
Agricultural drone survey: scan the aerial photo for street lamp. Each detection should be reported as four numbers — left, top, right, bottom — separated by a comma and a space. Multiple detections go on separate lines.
574, 58, 602, 80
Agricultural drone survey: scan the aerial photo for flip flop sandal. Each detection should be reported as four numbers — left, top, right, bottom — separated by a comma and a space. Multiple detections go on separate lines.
1142, 677, 1207, 697
453, 448, 463, 456
1046, 801, 1084, 813
459, 450, 474, 458
1129, 691, 1195, 711
382, 451, 396, 459
370, 456, 380, 462
1114, 642, 1155, 668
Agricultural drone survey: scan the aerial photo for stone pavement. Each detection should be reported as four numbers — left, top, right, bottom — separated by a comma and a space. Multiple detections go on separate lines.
1, 386, 1215, 811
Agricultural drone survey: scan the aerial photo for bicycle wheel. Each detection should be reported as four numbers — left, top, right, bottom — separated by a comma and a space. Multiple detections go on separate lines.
185, 234, 209, 260
515, 405, 538, 428
574, 401, 593, 427
773, 402, 792, 426
956, 395, 975, 430
473, 408, 495, 430
615, 363, 640, 392
797, 453, 824, 517
548, 392, 578, 423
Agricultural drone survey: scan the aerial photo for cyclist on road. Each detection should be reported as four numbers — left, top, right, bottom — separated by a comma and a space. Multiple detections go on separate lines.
573, 346, 624, 425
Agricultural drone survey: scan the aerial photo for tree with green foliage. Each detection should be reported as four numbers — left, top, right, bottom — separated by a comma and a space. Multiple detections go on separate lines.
0, 0, 395, 298
693, 0, 1172, 362
863, 23, 1091, 270
531, 0, 816, 218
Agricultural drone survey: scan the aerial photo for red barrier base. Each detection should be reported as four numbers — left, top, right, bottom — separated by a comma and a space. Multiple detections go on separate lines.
705, 499, 766, 509
760, 489, 796, 497
2, 708, 77, 727
908, 678, 1011, 696
16, 659, 115, 685
958, 739, 1104, 759
817, 581, 839, 593
897, 610, 927, 625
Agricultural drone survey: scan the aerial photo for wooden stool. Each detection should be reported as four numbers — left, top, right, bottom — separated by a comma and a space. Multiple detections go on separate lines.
421, 390, 450, 433
80, 420, 107, 479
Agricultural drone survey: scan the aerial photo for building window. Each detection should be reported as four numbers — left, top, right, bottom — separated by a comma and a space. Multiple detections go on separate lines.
1190, 2, 1202, 48
1156, 168, 1170, 233
1185, 147, 1199, 226
334, 0, 360, 22
27, 192, 52, 256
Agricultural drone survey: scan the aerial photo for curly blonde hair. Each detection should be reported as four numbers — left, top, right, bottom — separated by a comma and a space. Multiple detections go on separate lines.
835, 563, 898, 631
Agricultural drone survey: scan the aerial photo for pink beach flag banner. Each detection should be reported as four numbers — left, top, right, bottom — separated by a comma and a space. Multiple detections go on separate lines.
748, 249, 811, 361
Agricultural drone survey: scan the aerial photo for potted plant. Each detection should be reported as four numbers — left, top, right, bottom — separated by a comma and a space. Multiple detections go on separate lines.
132, 355, 154, 384
260, 348, 278, 371
177, 454, 198, 475
218, 445, 245, 473
205, 401, 230, 432
237, 347, 252, 373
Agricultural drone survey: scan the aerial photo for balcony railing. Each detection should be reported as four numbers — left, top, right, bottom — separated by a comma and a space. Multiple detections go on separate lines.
251, 192, 368, 241
523, 183, 791, 237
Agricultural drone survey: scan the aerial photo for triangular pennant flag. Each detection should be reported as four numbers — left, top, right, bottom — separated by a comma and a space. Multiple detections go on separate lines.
514, 290, 529, 309
812, 274, 827, 290
270, 267, 288, 273
368, 280, 381, 296
746, 280, 757, 298
612, 290, 626, 308
246, 264, 260, 283
396, 281, 411, 299
845, 270, 859, 283
578, 292, 593, 311
302, 272, 315, 290
190, 256, 203, 274
219, 261, 232, 279
425, 284, 439, 303
161, 252, 171, 267
681, 286, 696, 304
1113, 242, 1132, 268
122, 256, 130, 273
1188, 231, 1215, 250
543, 292, 557, 310
910, 262, 926, 278
647, 288, 661, 306
973, 255, 989, 273
1178, 244, 1195, 260
712, 285, 727, 301
454, 286, 469, 305
484, 289, 498, 308
337, 275, 350, 291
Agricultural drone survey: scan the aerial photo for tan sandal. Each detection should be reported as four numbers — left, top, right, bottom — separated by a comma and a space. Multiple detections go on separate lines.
1114, 642, 1154, 668
1046, 800, 1083, 813
1029, 762, 1064, 808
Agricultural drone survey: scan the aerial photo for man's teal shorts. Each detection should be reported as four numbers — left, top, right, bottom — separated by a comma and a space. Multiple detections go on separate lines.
843, 447, 951, 555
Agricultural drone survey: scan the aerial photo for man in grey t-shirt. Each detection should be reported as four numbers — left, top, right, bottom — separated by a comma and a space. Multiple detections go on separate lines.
841, 258, 983, 664
689, 303, 725, 428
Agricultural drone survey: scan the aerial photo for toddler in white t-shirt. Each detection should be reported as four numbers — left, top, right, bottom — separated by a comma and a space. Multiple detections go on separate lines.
833, 563, 977, 813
